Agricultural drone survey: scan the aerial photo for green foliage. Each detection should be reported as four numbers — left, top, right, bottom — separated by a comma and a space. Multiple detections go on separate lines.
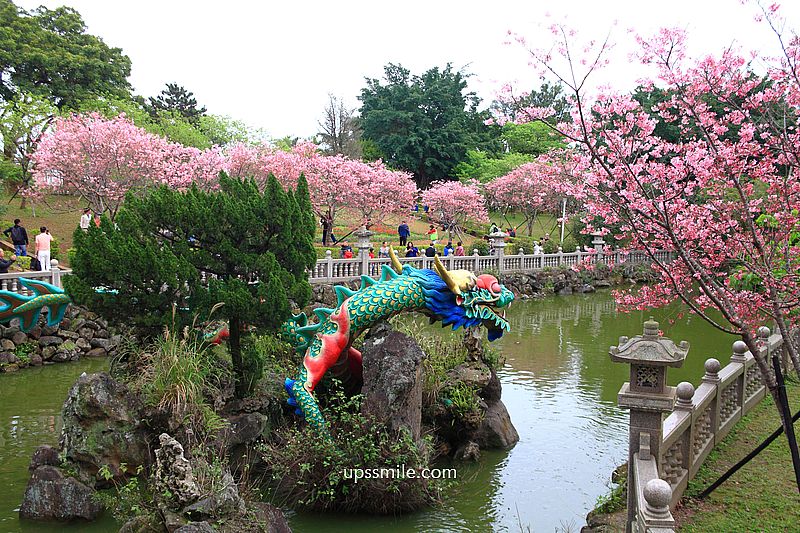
490, 81, 572, 125
147, 83, 206, 125
453, 150, 533, 183
359, 63, 500, 188
14, 341, 36, 363
66, 173, 317, 397
593, 480, 625, 514
259, 386, 442, 513
93, 464, 152, 522
443, 381, 482, 420
0, 0, 131, 109
501, 122, 566, 156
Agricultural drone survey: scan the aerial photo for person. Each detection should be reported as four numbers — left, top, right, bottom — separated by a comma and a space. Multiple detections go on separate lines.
379, 241, 390, 258
490, 222, 500, 234
3, 219, 28, 257
405, 242, 418, 257
427, 224, 438, 245
425, 244, 436, 257
541, 232, 550, 244
533, 241, 543, 255
368, 248, 375, 259
454, 241, 465, 256
508, 227, 516, 238
34, 226, 52, 271
320, 215, 333, 246
443, 241, 454, 256
398, 220, 410, 246
340, 241, 353, 258
80, 208, 91, 231
0, 249, 16, 274
93, 213, 101, 228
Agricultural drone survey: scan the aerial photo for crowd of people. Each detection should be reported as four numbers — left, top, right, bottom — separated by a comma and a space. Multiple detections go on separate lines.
0, 219, 54, 273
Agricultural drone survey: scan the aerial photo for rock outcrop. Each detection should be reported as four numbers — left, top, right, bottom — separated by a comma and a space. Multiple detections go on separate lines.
60, 372, 149, 486
19, 465, 103, 521
155, 433, 201, 506
360, 322, 424, 442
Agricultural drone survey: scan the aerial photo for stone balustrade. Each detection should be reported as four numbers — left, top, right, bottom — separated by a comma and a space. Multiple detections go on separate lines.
0, 260, 70, 295
615, 323, 789, 533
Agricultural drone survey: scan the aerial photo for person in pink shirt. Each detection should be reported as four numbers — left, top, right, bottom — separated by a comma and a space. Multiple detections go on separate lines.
34, 227, 52, 272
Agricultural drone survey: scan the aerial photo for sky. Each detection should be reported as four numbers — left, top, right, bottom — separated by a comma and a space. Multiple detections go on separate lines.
16, 0, 800, 140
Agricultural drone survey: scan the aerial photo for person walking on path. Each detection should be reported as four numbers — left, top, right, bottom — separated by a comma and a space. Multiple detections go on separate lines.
398, 221, 410, 246
80, 208, 91, 231
427, 224, 439, 245
0, 250, 16, 274
3, 219, 28, 257
34, 227, 52, 272
454, 241, 465, 256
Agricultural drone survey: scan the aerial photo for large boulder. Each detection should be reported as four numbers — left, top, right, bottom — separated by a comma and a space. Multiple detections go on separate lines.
19, 465, 103, 521
154, 433, 201, 507
182, 470, 245, 520
60, 372, 150, 486
473, 400, 519, 449
360, 322, 424, 442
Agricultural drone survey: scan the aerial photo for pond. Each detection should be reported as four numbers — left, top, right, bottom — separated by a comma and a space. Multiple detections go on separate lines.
0, 291, 736, 532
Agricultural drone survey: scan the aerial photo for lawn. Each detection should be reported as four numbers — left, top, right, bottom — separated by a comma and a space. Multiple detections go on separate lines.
675, 378, 800, 531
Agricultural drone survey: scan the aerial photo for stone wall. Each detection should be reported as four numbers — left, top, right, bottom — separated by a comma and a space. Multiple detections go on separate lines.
0, 306, 120, 373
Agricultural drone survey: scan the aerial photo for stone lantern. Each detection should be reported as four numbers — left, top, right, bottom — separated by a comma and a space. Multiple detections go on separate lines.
487, 230, 507, 259
354, 226, 374, 275
610, 318, 689, 530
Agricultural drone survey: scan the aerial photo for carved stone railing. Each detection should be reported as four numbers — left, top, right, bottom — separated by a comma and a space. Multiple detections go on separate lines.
0, 260, 70, 295
308, 248, 674, 284
625, 327, 786, 532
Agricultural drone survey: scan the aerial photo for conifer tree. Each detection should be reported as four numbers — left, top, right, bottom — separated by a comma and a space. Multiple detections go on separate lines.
66, 172, 316, 396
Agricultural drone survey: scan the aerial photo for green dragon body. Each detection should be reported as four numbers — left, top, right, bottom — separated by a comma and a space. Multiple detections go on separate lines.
0, 278, 71, 331
282, 251, 514, 434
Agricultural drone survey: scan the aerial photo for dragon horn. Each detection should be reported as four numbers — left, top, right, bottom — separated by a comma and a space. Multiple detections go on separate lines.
388, 246, 403, 274
434, 255, 461, 296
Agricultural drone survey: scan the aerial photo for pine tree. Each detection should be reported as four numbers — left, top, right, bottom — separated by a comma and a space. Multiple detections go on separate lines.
66, 172, 316, 396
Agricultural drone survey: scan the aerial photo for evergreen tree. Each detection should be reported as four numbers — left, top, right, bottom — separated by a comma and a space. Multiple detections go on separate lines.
148, 83, 207, 125
66, 173, 316, 396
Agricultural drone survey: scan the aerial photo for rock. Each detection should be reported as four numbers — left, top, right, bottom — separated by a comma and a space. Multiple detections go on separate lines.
154, 433, 201, 507
473, 400, 519, 449
3, 326, 20, 340
27, 325, 42, 340
182, 470, 245, 520
11, 331, 28, 345
78, 327, 94, 340
52, 351, 71, 363
76, 338, 91, 352
594, 280, 612, 288
3, 363, 19, 372
7, 353, 17, 364
29, 355, 43, 366
448, 363, 492, 391
83, 320, 100, 331
480, 369, 503, 404
174, 522, 215, 533
454, 441, 481, 461
219, 412, 267, 448
41, 346, 57, 361
60, 330, 80, 340
41, 325, 59, 336
29, 445, 60, 470
360, 322, 424, 442
247, 502, 293, 533
119, 515, 164, 533
0, 352, 9, 364
85, 347, 107, 358
38, 336, 64, 347
68, 318, 85, 332
581, 284, 596, 293
1, 338, 16, 351
19, 465, 103, 521
96, 329, 109, 339
109, 334, 122, 350
89, 338, 111, 351
60, 372, 149, 486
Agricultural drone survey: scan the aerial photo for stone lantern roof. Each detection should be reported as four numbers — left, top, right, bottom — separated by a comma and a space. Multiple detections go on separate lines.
610, 318, 689, 368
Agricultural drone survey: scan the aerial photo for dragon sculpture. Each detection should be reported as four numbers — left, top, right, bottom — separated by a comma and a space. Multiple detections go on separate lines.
0, 278, 71, 332
281, 248, 514, 433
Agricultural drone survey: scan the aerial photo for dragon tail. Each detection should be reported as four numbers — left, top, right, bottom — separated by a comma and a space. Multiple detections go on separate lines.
285, 368, 327, 434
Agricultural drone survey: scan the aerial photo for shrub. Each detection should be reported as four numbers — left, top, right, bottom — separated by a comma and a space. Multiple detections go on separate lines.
259, 386, 442, 514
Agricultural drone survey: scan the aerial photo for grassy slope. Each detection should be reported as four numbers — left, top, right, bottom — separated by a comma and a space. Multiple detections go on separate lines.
676, 378, 800, 531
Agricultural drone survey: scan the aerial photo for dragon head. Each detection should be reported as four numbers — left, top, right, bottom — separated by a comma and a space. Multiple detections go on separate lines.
391, 250, 514, 341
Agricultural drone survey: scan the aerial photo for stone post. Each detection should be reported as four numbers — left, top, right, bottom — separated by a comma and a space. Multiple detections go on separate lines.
592, 232, 606, 263
473, 249, 480, 273
354, 226, 373, 277
50, 260, 62, 288
610, 318, 689, 532
324, 250, 333, 282
488, 231, 507, 273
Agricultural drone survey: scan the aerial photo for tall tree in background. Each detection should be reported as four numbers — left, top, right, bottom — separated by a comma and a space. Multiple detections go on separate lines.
0, 0, 131, 109
148, 83, 207, 125
317, 94, 362, 159
66, 174, 317, 396
490, 81, 571, 126
359, 63, 498, 188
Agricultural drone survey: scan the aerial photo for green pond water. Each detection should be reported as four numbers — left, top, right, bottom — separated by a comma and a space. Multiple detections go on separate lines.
0, 291, 736, 532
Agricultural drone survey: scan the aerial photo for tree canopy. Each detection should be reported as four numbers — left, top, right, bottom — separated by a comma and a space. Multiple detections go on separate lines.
359, 63, 498, 188
0, 0, 131, 109
66, 173, 317, 396
147, 83, 207, 125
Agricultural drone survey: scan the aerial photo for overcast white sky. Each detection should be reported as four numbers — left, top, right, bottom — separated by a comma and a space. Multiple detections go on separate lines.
16, 0, 800, 139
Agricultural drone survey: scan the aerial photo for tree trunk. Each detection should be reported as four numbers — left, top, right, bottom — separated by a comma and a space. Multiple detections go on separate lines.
229, 315, 246, 398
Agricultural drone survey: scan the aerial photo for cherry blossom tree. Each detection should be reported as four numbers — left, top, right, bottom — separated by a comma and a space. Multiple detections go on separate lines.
422, 180, 488, 239
347, 161, 417, 226
496, 4, 800, 405
33, 113, 225, 219
485, 160, 576, 236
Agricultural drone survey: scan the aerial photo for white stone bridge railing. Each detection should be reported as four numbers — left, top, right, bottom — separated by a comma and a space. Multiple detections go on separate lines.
0, 260, 70, 296
308, 247, 674, 284
616, 324, 790, 533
